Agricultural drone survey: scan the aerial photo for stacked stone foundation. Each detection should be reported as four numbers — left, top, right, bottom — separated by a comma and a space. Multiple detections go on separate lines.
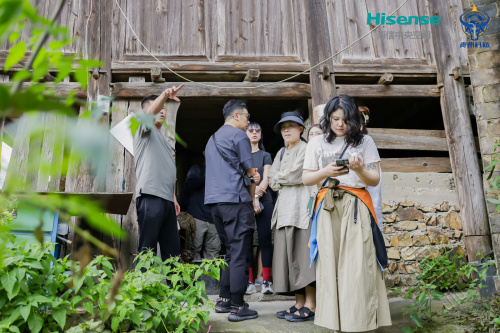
382, 200, 465, 293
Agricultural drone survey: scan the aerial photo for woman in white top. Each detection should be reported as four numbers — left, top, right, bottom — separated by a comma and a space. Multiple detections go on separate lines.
302, 95, 391, 332
268, 111, 317, 323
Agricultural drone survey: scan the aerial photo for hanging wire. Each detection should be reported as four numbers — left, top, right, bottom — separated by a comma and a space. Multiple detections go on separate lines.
113, 0, 410, 89
68, 0, 78, 17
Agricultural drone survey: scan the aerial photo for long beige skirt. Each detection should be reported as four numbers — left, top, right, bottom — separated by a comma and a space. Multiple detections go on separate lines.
273, 224, 316, 295
315, 192, 392, 332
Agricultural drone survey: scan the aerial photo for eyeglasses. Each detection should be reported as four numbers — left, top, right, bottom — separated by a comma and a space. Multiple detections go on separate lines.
248, 128, 261, 133
238, 112, 250, 120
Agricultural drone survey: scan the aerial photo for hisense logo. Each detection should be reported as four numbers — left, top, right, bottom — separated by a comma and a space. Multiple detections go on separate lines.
367, 13, 441, 25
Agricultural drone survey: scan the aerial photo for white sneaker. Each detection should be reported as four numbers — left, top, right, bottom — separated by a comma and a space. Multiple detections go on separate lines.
245, 282, 257, 294
254, 277, 263, 286
261, 280, 273, 294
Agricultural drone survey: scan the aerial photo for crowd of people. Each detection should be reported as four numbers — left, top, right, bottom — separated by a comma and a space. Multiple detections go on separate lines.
133, 84, 390, 332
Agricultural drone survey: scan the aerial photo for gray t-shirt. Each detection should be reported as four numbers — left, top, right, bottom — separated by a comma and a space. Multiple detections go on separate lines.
133, 102, 178, 202
204, 125, 254, 205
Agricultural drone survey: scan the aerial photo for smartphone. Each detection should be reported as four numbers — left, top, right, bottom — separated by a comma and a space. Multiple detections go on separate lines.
335, 159, 349, 171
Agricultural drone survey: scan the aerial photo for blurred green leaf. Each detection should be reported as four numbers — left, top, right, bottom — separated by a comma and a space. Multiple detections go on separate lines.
4, 41, 25, 71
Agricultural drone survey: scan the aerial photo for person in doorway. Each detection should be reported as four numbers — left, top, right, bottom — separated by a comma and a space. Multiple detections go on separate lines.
134, 84, 184, 262
182, 151, 221, 260
308, 124, 324, 141
302, 95, 391, 332
359, 105, 384, 233
244, 122, 274, 295
270, 111, 317, 323
205, 99, 261, 322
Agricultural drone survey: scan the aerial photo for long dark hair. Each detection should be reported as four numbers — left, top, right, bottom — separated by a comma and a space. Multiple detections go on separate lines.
247, 121, 265, 151
320, 95, 364, 147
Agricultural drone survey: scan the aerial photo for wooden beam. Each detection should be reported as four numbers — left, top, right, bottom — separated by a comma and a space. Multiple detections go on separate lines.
336, 85, 440, 97
380, 157, 452, 173
110, 82, 311, 99
109, 82, 439, 100
429, 0, 490, 261
111, 61, 437, 74
378, 73, 393, 85
3, 83, 87, 98
243, 69, 260, 82
369, 128, 448, 151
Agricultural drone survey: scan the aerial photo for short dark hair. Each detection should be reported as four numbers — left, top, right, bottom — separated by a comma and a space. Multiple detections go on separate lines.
223, 99, 247, 120
141, 94, 158, 110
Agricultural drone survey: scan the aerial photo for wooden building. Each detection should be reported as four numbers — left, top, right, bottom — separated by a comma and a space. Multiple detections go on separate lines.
1, 0, 498, 276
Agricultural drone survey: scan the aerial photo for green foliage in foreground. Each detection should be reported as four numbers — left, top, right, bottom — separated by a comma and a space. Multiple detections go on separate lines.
0, 242, 225, 333
392, 250, 495, 332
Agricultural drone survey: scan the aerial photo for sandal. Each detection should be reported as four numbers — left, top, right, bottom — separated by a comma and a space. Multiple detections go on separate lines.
285, 307, 315, 322
276, 306, 298, 319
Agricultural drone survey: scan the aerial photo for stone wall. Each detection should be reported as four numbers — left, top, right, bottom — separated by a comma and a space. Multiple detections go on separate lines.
382, 200, 465, 290
463, 0, 500, 290
379, 172, 465, 291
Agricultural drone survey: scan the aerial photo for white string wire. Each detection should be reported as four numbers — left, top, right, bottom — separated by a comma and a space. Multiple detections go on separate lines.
114, 0, 410, 89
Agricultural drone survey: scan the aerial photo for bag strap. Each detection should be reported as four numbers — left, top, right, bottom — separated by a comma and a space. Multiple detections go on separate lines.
212, 135, 245, 178
322, 142, 350, 188
280, 147, 286, 161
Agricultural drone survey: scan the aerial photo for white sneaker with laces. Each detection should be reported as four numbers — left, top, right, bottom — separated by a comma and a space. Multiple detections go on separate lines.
245, 282, 257, 294
261, 280, 273, 294
254, 277, 263, 286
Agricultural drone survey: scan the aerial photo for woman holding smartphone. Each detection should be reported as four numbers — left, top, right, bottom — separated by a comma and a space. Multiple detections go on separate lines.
302, 95, 391, 332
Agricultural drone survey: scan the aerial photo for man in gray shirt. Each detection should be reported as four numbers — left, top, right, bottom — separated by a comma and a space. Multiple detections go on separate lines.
134, 84, 184, 262
205, 100, 261, 322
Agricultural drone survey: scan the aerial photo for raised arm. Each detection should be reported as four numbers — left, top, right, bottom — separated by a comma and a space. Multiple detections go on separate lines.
146, 84, 184, 115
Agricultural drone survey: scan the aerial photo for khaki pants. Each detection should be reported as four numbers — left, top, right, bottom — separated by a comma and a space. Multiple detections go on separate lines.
315, 192, 391, 332
191, 219, 221, 259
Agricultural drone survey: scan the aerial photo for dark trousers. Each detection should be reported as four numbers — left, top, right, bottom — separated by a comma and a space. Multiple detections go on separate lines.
211, 201, 254, 306
248, 202, 274, 268
136, 194, 180, 261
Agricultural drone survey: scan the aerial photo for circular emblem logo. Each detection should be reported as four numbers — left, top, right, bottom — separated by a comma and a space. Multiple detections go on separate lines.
460, 6, 490, 41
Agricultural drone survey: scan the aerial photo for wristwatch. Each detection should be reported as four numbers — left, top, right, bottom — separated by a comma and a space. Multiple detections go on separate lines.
249, 176, 255, 183
255, 194, 259, 198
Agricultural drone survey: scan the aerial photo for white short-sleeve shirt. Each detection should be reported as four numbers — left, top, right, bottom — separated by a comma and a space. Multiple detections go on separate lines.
303, 134, 381, 188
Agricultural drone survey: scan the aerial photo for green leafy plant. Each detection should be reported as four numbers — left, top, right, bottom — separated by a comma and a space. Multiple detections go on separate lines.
75, 251, 224, 333
484, 139, 500, 213
393, 250, 495, 332
444, 295, 500, 332
0, 241, 76, 333
0, 243, 225, 332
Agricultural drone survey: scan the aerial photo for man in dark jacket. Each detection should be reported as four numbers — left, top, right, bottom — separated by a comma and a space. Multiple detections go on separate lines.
182, 152, 221, 260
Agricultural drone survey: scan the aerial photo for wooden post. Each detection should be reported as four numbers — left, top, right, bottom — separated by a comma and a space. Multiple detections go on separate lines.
429, 0, 491, 262
67, 0, 114, 256
304, 0, 337, 115
120, 76, 145, 269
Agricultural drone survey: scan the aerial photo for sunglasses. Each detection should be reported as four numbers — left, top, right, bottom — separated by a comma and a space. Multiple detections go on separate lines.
248, 128, 261, 133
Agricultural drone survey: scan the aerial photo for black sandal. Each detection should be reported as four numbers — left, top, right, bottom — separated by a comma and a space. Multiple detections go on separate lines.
285, 307, 315, 322
276, 306, 298, 319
